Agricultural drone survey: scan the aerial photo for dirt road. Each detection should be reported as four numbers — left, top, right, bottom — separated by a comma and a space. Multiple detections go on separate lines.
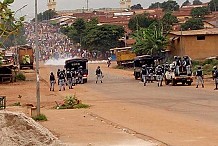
1, 61, 218, 146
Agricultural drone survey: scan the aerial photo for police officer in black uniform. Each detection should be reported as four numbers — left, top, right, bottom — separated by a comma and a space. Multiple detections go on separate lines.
71, 68, 76, 86
196, 66, 204, 88
213, 66, 218, 90
66, 68, 72, 89
141, 65, 148, 86
59, 70, 66, 91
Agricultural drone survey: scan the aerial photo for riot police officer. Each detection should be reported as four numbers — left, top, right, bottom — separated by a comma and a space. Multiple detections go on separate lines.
141, 65, 148, 86
78, 66, 84, 84
49, 72, 56, 91
66, 68, 72, 89
96, 66, 103, 83
58, 70, 66, 91
213, 66, 218, 90
196, 66, 204, 88
71, 68, 76, 86
57, 69, 61, 85
156, 65, 164, 87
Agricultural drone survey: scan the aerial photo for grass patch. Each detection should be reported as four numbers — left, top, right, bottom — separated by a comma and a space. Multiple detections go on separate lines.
56, 95, 90, 109
32, 114, 47, 121
16, 72, 26, 81
73, 103, 90, 109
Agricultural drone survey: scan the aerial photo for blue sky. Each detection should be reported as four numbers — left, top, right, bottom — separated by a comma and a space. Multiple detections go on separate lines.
3, 0, 208, 19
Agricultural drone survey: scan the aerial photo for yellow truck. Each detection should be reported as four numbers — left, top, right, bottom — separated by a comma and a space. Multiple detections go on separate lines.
110, 47, 136, 66
18, 45, 34, 69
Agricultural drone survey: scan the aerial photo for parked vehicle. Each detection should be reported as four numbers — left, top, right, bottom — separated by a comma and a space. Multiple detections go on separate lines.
64, 58, 88, 83
133, 55, 155, 80
110, 47, 136, 66
164, 56, 193, 86
18, 45, 34, 69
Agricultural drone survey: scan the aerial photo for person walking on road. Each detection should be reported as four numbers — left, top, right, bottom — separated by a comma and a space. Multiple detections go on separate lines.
66, 68, 73, 89
156, 65, 164, 87
49, 72, 56, 91
59, 70, 66, 91
141, 65, 148, 86
196, 66, 204, 88
212, 66, 218, 90
57, 69, 61, 85
96, 66, 103, 84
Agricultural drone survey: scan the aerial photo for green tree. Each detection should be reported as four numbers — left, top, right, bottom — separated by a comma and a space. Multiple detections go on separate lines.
132, 23, 168, 56
161, 1, 180, 11
193, 0, 203, 5
0, 0, 24, 48
182, 0, 191, 7
209, 0, 218, 11
82, 24, 124, 52
149, 2, 162, 9
131, 4, 143, 10
161, 12, 178, 32
0, 26, 27, 48
128, 13, 156, 31
191, 6, 209, 18
181, 18, 204, 30
32, 9, 57, 22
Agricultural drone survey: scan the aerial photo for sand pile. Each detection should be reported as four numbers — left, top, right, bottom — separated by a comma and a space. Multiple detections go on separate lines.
0, 111, 64, 146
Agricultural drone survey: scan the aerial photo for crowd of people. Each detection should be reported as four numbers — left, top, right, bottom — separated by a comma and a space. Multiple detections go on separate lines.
25, 22, 110, 61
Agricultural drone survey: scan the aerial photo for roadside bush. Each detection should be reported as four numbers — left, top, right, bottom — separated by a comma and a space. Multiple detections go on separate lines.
56, 95, 90, 109
16, 72, 26, 81
32, 114, 47, 121
192, 59, 218, 75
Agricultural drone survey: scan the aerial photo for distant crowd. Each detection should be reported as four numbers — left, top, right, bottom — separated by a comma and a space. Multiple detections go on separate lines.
25, 22, 109, 61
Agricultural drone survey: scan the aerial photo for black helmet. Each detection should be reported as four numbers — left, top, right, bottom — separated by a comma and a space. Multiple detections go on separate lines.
97, 66, 100, 68
198, 66, 202, 69
51, 72, 53, 75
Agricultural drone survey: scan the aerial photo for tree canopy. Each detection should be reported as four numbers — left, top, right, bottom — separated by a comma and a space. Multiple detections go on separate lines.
161, 12, 178, 32
149, 1, 179, 11
82, 24, 124, 52
193, 0, 203, 5
128, 13, 157, 31
0, 0, 25, 48
191, 6, 209, 18
132, 23, 168, 56
181, 18, 204, 30
61, 18, 124, 53
33, 9, 57, 22
209, 0, 218, 11
131, 4, 143, 10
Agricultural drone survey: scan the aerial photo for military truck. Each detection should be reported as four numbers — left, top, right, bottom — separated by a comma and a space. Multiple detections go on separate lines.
18, 45, 34, 69
64, 58, 88, 83
133, 55, 155, 80
110, 47, 136, 66
164, 56, 193, 86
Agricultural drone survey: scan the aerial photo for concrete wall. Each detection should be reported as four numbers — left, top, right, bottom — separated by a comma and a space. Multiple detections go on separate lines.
168, 34, 218, 59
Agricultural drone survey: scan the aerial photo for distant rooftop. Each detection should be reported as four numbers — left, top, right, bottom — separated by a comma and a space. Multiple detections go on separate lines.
170, 28, 218, 36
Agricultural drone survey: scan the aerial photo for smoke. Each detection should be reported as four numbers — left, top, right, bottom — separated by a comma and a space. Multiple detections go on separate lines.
44, 58, 108, 66
44, 58, 71, 66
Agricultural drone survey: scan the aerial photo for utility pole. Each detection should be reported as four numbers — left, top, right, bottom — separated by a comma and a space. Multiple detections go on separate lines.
35, 0, 40, 116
